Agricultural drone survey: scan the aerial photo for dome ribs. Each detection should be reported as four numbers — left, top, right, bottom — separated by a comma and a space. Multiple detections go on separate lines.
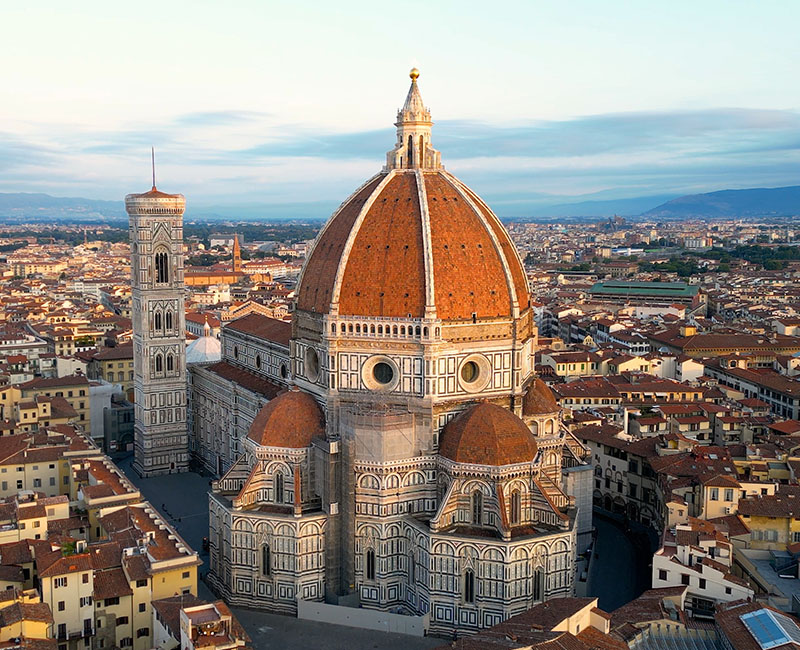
425, 173, 512, 320
338, 173, 426, 317
439, 402, 538, 466
247, 390, 325, 448
297, 174, 383, 313
296, 170, 528, 324
459, 183, 531, 310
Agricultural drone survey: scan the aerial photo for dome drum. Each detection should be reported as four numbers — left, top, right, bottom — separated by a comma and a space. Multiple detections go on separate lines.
325, 315, 439, 343
457, 354, 492, 393
361, 354, 401, 391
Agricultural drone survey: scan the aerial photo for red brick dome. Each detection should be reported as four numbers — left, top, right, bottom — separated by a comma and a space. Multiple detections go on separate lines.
439, 402, 538, 466
522, 378, 560, 416
296, 169, 529, 321
247, 389, 324, 448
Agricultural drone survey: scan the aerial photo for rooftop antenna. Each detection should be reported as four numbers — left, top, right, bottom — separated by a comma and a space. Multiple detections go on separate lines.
151, 147, 156, 189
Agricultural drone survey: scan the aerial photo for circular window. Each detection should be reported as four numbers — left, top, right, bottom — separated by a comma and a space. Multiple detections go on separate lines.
280, 364, 288, 379
305, 347, 319, 382
458, 354, 491, 393
461, 361, 479, 383
255, 354, 261, 369
373, 362, 394, 385
362, 355, 399, 391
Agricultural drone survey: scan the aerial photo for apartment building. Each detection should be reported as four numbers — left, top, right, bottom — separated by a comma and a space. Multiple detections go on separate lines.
652, 518, 754, 619
17, 376, 90, 426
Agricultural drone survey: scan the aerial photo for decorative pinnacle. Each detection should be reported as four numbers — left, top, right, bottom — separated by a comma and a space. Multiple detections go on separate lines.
409, 67, 420, 81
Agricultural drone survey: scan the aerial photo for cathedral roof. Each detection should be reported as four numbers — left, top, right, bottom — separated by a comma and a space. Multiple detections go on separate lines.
522, 377, 560, 416
246, 389, 324, 449
439, 402, 538, 466
295, 71, 529, 322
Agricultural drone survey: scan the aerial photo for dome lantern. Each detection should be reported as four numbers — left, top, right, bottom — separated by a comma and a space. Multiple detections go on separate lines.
385, 68, 442, 171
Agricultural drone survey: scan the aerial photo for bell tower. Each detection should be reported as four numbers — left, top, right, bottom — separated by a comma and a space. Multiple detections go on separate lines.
127, 167, 189, 477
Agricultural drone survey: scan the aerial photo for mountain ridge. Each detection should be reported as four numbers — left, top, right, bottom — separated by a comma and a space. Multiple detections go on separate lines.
1, 184, 798, 221
642, 185, 800, 218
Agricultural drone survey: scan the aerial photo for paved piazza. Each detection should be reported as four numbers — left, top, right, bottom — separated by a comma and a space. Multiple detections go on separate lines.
115, 454, 442, 650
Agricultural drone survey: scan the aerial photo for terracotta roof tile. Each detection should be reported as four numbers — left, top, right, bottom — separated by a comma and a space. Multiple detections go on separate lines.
204, 361, 282, 399
297, 175, 384, 313
247, 389, 324, 448
93, 567, 132, 600
225, 313, 291, 347
297, 170, 529, 321
523, 378, 560, 416
440, 402, 538, 466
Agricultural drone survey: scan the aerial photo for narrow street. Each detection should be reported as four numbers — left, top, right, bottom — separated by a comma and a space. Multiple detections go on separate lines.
587, 512, 653, 612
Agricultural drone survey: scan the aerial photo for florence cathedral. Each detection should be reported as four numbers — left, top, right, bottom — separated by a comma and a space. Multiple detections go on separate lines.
130, 69, 593, 635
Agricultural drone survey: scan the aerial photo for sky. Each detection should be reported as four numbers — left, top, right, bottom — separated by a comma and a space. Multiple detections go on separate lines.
2, 0, 800, 217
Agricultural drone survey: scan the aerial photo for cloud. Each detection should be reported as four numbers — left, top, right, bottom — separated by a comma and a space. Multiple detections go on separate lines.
2, 107, 799, 216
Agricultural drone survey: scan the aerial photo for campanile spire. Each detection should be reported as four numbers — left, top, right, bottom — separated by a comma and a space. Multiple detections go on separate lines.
384, 68, 442, 171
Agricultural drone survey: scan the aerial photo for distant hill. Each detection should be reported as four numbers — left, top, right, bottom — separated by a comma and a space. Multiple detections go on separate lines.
528, 194, 678, 218
0, 192, 125, 220
0, 192, 330, 222
642, 185, 800, 219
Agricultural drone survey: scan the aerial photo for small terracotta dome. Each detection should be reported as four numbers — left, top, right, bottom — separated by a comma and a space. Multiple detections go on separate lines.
522, 378, 559, 416
247, 389, 324, 448
439, 402, 538, 466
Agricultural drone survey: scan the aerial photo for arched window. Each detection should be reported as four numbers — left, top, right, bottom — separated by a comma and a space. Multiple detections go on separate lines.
331, 324, 336, 334
275, 473, 284, 503
407, 134, 414, 167
534, 568, 543, 601
155, 354, 163, 373
154, 312, 162, 331
128, 371, 134, 381
261, 545, 271, 576
419, 135, 424, 164
511, 490, 521, 525
154, 250, 169, 284
464, 569, 475, 603
366, 549, 375, 580
340, 323, 346, 333
165, 311, 173, 330
472, 490, 483, 525
166, 354, 174, 372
